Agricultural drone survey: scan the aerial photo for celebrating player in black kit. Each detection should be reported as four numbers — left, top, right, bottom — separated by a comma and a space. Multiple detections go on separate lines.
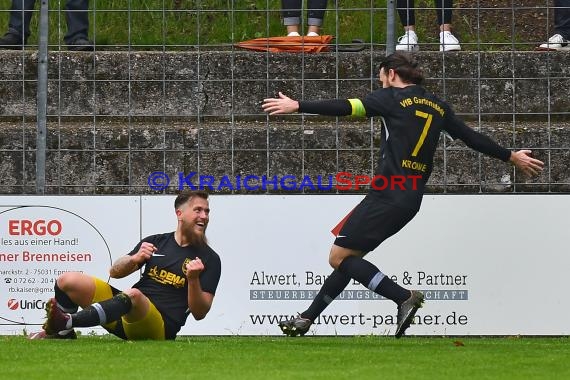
29, 190, 221, 340
262, 52, 544, 338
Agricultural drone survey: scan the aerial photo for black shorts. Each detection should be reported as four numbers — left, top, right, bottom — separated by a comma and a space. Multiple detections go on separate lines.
333, 195, 418, 252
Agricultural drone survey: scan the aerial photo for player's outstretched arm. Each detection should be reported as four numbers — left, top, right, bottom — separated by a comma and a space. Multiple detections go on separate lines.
263, 92, 354, 117
262, 92, 299, 115
509, 150, 544, 177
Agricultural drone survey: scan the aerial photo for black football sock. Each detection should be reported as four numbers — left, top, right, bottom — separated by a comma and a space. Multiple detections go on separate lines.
54, 283, 78, 313
375, 277, 411, 305
300, 269, 351, 321
338, 255, 410, 305
71, 293, 132, 328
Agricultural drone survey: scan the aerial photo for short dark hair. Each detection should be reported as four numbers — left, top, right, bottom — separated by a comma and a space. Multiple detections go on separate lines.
174, 190, 209, 209
379, 52, 424, 85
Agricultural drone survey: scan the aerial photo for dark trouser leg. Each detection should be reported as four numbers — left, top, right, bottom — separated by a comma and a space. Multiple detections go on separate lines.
64, 0, 89, 44
307, 0, 327, 26
434, 0, 453, 26
282, 0, 301, 26
554, 0, 570, 39
6, 0, 36, 41
397, 0, 415, 26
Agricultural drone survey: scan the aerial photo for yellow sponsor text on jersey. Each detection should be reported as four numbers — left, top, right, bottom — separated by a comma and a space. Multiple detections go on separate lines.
148, 265, 186, 288
401, 159, 428, 172
400, 97, 445, 117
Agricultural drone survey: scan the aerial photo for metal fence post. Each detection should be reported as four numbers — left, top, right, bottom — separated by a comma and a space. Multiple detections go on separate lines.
386, 0, 396, 55
36, 0, 49, 194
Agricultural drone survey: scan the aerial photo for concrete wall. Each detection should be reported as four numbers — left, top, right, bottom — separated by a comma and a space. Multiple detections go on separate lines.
0, 50, 568, 194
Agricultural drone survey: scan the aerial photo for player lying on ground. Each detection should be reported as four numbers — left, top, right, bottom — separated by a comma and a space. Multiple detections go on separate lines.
29, 190, 221, 340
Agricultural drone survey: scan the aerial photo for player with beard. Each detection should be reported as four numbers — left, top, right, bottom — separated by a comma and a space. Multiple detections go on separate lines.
29, 190, 221, 340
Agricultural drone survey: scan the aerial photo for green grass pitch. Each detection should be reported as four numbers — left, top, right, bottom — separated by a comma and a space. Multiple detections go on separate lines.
1, 335, 568, 379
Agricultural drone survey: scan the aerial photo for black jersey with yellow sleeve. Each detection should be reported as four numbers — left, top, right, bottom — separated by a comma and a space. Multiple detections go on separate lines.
299, 85, 511, 211
128, 232, 221, 339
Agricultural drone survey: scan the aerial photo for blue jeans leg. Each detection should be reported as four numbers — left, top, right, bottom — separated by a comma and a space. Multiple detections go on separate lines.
6, 0, 37, 40
63, 0, 89, 44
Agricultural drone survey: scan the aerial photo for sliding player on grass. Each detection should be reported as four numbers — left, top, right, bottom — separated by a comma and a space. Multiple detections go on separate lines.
262, 52, 544, 337
29, 190, 221, 340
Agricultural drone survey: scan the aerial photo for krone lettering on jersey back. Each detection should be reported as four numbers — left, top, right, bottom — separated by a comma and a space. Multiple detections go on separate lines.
148, 265, 186, 288
401, 159, 427, 172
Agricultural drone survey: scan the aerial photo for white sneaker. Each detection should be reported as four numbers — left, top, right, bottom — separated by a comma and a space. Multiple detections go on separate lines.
396, 31, 419, 52
537, 34, 570, 51
439, 31, 461, 51
287, 32, 300, 37
306, 31, 319, 37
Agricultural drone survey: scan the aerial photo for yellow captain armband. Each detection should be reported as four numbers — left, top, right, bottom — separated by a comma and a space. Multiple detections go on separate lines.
348, 99, 366, 117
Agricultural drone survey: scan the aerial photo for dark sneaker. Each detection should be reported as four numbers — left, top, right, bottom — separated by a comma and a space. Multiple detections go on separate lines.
43, 298, 71, 335
67, 37, 94, 51
278, 314, 312, 336
0, 33, 26, 49
28, 329, 77, 340
395, 290, 424, 338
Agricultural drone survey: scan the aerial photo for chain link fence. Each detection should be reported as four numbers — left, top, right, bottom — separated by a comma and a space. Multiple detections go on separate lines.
0, 1, 568, 194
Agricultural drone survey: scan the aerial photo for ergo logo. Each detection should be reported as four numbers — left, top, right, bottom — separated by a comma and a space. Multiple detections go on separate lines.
8, 219, 62, 236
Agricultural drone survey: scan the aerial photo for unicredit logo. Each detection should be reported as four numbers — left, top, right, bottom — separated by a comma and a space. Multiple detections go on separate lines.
7, 299, 46, 310
7, 298, 19, 310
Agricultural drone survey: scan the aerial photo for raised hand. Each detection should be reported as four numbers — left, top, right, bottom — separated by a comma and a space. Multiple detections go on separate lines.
262, 92, 299, 115
509, 150, 545, 177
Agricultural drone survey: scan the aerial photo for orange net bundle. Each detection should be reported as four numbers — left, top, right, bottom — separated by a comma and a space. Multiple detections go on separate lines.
235, 35, 334, 53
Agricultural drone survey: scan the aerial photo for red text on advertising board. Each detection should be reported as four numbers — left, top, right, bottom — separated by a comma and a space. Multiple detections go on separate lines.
8, 220, 63, 236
